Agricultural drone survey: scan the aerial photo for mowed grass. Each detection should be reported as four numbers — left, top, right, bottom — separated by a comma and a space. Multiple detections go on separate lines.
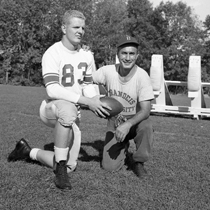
0, 84, 210, 210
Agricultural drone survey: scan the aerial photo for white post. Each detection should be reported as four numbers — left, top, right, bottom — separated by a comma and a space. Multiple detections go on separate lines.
150, 54, 166, 105
187, 55, 205, 119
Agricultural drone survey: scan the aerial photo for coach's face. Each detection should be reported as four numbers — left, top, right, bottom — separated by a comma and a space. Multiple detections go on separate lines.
62, 17, 85, 47
118, 45, 139, 71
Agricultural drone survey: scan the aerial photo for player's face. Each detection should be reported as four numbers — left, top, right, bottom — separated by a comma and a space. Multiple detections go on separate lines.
118, 46, 139, 71
62, 17, 85, 46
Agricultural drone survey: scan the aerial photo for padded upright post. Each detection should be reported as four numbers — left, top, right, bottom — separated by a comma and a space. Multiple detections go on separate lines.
188, 56, 206, 109
150, 54, 173, 106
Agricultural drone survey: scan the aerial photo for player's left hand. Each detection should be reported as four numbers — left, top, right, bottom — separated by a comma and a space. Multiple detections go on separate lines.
115, 121, 132, 142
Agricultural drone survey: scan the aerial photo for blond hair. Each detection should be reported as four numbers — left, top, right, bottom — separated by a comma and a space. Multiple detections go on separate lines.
62, 10, 86, 25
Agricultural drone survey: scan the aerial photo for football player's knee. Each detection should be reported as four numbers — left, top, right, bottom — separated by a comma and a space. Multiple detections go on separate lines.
57, 103, 78, 127
39, 100, 56, 128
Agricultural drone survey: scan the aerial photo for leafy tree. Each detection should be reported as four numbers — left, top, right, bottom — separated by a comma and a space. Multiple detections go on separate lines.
0, 0, 209, 87
125, 0, 157, 71
0, 0, 20, 83
0, 0, 55, 85
151, 1, 205, 82
204, 15, 210, 31
0, 0, 94, 85
201, 15, 210, 94
88, 0, 128, 67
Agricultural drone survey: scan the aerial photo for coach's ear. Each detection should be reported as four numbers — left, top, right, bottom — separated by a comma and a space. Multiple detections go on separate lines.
136, 53, 139, 59
61, 24, 66, 35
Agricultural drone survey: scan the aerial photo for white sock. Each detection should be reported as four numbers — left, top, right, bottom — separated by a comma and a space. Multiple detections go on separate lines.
29, 148, 41, 161
54, 146, 69, 163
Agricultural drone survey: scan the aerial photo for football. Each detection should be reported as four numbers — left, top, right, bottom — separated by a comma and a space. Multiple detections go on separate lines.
100, 96, 123, 117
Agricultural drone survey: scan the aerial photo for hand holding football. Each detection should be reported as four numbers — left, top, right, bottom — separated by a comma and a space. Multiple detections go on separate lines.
100, 96, 123, 117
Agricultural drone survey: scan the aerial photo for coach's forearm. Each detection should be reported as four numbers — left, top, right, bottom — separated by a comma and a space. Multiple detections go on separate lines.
127, 101, 151, 126
127, 110, 150, 126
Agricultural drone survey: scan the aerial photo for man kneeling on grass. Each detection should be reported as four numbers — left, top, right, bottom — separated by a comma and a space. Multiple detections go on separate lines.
7, 9, 110, 190
92, 35, 154, 178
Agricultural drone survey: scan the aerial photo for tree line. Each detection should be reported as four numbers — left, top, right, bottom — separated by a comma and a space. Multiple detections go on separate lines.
0, 0, 210, 88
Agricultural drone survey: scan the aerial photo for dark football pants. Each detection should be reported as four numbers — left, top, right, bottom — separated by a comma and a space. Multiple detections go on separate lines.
102, 118, 154, 171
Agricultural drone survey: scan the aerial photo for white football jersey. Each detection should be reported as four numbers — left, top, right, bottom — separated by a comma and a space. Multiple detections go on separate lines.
42, 41, 95, 96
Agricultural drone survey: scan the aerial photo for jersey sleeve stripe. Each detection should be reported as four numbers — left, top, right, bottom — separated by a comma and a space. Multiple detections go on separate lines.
84, 75, 93, 83
45, 81, 59, 87
43, 73, 59, 77
43, 73, 59, 86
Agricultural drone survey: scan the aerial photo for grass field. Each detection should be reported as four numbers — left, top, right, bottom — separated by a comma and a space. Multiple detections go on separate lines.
0, 84, 210, 210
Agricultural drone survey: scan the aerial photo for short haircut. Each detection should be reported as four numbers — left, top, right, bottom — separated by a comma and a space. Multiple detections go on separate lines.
62, 10, 86, 25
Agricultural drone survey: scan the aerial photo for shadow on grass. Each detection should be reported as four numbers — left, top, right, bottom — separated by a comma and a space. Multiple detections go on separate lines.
79, 140, 135, 173
43, 140, 135, 171
43, 139, 104, 163
79, 140, 104, 162
44, 142, 54, 151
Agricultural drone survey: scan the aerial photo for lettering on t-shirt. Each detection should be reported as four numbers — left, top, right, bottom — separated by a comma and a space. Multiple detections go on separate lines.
123, 106, 135, 112
108, 89, 135, 105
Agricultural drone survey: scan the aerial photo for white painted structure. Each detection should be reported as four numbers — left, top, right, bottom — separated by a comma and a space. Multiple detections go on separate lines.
150, 54, 210, 119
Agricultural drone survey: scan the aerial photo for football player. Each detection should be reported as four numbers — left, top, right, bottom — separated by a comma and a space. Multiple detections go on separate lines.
92, 35, 154, 178
8, 10, 111, 190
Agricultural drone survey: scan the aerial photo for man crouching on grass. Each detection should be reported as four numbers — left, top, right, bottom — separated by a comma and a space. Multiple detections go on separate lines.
92, 35, 154, 178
